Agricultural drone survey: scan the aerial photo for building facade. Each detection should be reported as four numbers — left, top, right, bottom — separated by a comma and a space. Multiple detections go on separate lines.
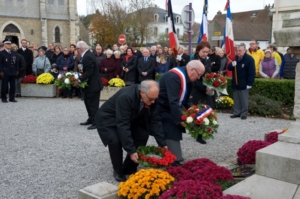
0, 0, 80, 47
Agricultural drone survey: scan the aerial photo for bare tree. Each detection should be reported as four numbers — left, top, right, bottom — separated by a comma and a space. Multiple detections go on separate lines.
127, 0, 155, 44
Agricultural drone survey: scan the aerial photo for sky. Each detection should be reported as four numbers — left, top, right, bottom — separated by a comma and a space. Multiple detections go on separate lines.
77, 0, 274, 23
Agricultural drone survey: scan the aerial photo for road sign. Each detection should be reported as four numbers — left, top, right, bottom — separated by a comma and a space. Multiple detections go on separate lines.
214, 31, 221, 36
118, 34, 126, 45
181, 5, 195, 29
211, 36, 224, 40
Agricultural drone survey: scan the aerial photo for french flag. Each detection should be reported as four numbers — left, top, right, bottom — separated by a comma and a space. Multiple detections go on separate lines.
221, 0, 234, 77
167, 0, 179, 56
198, 0, 208, 43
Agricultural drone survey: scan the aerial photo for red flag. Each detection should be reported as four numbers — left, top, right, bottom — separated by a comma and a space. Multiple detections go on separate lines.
167, 0, 179, 57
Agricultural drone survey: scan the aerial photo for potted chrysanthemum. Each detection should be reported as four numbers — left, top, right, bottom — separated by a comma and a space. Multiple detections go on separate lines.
100, 78, 125, 101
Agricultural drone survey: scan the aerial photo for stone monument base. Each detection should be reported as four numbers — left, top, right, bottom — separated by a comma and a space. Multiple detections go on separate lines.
21, 84, 56, 97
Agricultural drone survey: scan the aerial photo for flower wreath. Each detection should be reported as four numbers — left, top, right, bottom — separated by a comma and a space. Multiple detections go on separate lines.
137, 146, 176, 168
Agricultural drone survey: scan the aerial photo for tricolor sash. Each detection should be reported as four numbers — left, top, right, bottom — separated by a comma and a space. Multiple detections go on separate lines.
196, 107, 213, 121
170, 67, 187, 106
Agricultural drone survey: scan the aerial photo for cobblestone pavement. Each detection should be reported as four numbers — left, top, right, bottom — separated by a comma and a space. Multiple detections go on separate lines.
0, 98, 289, 199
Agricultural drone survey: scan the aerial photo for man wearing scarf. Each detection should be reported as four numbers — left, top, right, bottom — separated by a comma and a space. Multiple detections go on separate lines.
157, 60, 205, 166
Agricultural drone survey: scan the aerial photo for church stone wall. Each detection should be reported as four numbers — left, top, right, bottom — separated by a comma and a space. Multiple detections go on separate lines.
47, 20, 71, 47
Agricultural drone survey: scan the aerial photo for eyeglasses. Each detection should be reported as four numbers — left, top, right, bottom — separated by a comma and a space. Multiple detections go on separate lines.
192, 68, 202, 77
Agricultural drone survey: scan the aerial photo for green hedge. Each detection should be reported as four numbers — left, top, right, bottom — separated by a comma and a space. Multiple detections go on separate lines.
155, 74, 295, 106
226, 78, 295, 106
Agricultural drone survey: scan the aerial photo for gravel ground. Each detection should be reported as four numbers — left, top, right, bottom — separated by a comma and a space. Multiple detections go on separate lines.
0, 97, 289, 199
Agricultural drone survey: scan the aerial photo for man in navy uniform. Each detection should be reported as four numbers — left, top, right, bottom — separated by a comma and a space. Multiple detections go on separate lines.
0, 39, 19, 103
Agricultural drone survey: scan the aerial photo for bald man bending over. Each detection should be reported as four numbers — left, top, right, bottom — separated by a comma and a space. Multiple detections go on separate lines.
157, 60, 205, 166
95, 80, 167, 182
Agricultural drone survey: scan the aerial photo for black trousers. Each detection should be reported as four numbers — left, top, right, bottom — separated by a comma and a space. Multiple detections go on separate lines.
84, 91, 100, 124
1, 76, 15, 101
108, 125, 149, 175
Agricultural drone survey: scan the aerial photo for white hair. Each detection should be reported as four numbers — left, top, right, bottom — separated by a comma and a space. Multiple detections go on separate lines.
142, 48, 150, 53
76, 41, 89, 50
178, 45, 185, 51
186, 60, 203, 71
151, 46, 156, 50
139, 80, 159, 94
114, 50, 121, 55
105, 49, 113, 55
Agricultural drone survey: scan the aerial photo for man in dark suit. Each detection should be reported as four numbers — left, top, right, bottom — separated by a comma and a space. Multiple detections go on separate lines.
228, 44, 255, 120
95, 80, 166, 182
17, 39, 33, 75
131, 43, 142, 59
73, 41, 103, 130
0, 39, 19, 103
137, 48, 155, 83
176, 45, 190, 67
157, 60, 205, 165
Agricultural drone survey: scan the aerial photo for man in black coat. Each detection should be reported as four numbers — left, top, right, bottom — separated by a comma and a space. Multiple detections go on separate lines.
137, 48, 155, 83
131, 43, 142, 59
73, 41, 103, 130
157, 60, 205, 165
17, 39, 33, 75
176, 45, 190, 67
95, 80, 166, 182
0, 39, 19, 103
208, 46, 221, 72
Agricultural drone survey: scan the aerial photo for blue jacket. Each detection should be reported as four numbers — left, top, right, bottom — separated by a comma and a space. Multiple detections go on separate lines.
228, 53, 255, 90
0, 50, 19, 76
56, 54, 74, 72
156, 62, 169, 74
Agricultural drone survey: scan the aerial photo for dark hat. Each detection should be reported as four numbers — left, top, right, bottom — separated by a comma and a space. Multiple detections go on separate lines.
38, 46, 47, 52
3, 39, 12, 44
51, 63, 57, 68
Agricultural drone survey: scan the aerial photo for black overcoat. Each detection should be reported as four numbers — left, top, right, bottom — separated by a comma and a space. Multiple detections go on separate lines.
137, 56, 155, 82
95, 84, 166, 154
122, 55, 137, 85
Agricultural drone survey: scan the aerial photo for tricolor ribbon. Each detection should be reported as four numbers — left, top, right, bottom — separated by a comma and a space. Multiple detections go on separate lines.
196, 107, 213, 121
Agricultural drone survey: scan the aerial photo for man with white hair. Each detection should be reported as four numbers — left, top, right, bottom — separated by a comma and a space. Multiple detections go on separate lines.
157, 60, 205, 165
176, 45, 190, 67
137, 48, 155, 83
228, 44, 255, 120
95, 80, 166, 182
73, 41, 103, 130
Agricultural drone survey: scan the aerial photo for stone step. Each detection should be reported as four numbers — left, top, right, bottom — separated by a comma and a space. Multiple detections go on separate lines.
78, 182, 118, 199
256, 141, 300, 184
223, 174, 299, 199
279, 122, 300, 144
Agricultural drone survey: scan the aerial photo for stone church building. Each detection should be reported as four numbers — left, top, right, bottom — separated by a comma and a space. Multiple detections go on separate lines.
0, 0, 80, 47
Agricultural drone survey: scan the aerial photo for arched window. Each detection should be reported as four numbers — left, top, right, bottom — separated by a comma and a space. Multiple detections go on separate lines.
176, 16, 180, 23
154, 27, 158, 37
154, 14, 158, 22
55, 26, 60, 43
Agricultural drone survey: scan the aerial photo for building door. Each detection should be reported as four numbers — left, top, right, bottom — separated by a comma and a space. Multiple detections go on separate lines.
2, 23, 21, 46
5, 35, 19, 46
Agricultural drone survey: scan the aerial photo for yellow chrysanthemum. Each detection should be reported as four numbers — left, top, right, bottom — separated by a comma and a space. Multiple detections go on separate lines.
118, 169, 174, 198
36, 73, 54, 84
108, 78, 125, 87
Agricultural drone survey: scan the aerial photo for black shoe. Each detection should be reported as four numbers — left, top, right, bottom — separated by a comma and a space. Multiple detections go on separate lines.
113, 171, 126, 182
78, 95, 82, 98
9, 99, 17, 102
87, 125, 97, 130
15, 94, 20, 98
196, 134, 207, 144
80, 120, 92, 125
230, 115, 240, 118
2, 100, 8, 103
241, 116, 247, 120
171, 161, 182, 166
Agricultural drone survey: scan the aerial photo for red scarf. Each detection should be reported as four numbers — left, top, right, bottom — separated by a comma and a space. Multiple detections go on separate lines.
125, 54, 133, 62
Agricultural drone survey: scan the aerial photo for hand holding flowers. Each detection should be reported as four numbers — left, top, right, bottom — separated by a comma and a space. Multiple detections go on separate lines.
54, 71, 88, 90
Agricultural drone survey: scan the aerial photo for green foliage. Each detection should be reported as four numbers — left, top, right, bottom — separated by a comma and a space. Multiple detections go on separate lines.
155, 74, 163, 81
248, 94, 283, 116
226, 78, 295, 106
217, 180, 235, 191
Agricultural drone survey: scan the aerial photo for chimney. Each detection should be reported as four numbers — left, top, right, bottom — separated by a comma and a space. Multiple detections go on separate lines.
217, 10, 222, 15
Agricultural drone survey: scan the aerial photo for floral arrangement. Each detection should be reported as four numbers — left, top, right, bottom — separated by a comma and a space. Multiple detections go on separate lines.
203, 72, 228, 95
137, 146, 176, 168
108, 78, 125, 87
159, 180, 223, 199
220, 195, 251, 199
21, 75, 36, 84
101, 78, 109, 86
216, 96, 234, 109
36, 73, 54, 84
265, 131, 283, 144
237, 140, 271, 164
182, 104, 219, 140
118, 169, 174, 199
54, 72, 88, 90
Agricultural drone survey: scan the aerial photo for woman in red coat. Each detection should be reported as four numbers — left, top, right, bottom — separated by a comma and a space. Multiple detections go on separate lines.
99, 49, 116, 80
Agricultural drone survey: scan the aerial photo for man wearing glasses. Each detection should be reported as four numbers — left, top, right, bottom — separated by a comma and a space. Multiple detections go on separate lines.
95, 80, 167, 182
157, 60, 205, 166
